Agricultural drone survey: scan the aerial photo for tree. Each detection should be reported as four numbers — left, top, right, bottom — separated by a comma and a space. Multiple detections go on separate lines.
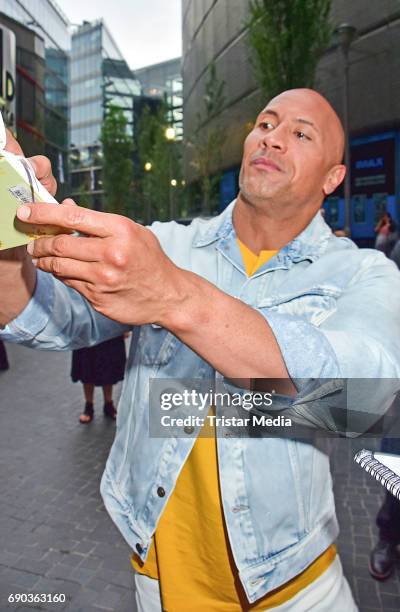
247, 0, 332, 98
100, 105, 133, 215
135, 102, 182, 222
188, 62, 226, 216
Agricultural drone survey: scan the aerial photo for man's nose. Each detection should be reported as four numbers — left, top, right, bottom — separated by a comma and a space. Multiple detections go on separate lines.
260, 125, 287, 152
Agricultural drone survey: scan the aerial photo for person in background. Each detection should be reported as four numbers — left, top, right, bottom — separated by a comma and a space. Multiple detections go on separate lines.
375, 211, 397, 255
71, 335, 126, 423
0, 339, 9, 371
369, 237, 400, 580
389, 234, 400, 269
369, 437, 400, 580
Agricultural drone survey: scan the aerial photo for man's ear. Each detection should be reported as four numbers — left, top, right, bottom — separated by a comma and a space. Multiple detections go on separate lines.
323, 164, 346, 196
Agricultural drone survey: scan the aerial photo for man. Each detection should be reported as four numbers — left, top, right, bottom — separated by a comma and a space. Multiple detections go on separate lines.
1, 89, 400, 611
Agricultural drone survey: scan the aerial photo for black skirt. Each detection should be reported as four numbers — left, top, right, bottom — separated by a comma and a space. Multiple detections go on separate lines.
71, 336, 126, 386
0, 340, 9, 371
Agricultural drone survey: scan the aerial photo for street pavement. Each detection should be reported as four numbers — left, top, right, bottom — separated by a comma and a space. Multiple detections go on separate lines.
0, 342, 399, 611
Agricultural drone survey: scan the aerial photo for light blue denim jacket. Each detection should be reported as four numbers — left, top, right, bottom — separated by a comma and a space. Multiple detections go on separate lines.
2, 201, 400, 602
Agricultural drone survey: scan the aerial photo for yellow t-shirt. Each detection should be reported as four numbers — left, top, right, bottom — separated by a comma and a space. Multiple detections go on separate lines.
132, 240, 336, 610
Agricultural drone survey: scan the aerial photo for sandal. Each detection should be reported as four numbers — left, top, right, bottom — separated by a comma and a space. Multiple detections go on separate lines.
103, 401, 117, 420
79, 402, 94, 424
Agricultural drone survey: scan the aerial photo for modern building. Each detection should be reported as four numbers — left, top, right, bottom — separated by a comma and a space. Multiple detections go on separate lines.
0, 0, 70, 197
182, 0, 400, 241
70, 20, 141, 210
134, 57, 183, 139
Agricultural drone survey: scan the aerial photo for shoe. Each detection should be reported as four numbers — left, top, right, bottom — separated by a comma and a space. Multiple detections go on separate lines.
103, 401, 117, 420
79, 402, 94, 424
369, 539, 396, 580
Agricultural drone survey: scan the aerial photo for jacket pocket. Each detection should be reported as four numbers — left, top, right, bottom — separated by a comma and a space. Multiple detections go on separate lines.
257, 286, 341, 327
138, 324, 178, 366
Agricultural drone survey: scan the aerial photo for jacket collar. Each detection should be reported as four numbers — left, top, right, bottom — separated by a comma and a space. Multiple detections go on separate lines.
192, 199, 333, 263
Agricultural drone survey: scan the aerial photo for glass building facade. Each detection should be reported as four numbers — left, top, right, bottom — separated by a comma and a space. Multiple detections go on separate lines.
0, 0, 70, 196
134, 57, 182, 139
70, 20, 140, 209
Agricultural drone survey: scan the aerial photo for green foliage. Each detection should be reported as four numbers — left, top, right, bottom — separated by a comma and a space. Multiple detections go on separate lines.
188, 62, 227, 216
247, 0, 332, 97
135, 102, 182, 223
76, 177, 91, 209
101, 105, 133, 215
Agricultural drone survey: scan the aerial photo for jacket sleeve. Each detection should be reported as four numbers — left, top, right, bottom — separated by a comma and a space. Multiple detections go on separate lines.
0, 270, 130, 351
252, 252, 400, 435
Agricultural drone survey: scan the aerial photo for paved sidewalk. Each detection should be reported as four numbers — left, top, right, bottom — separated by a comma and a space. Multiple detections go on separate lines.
0, 342, 399, 611
333, 437, 400, 612
0, 343, 135, 612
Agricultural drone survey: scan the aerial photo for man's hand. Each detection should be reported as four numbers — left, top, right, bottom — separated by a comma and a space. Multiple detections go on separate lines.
17, 202, 184, 326
4, 128, 57, 197
0, 132, 58, 326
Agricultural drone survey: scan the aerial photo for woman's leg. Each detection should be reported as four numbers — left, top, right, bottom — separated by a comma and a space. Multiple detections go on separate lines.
79, 383, 95, 423
103, 385, 117, 420
102, 384, 113, 403
0, 340, 9, 371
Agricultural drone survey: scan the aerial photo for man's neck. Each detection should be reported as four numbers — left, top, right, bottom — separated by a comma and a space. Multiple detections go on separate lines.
233, 193, 321, 252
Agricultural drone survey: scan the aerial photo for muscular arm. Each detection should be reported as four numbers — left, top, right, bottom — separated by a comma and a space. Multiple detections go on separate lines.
162, 267, 292, 381
15, 204, 297, 390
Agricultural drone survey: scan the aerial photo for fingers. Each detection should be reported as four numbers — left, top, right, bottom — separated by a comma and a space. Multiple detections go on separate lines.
28, 155, 57, 196
3, 131, 57, 197
33, 255, 95, 283
27, 234, 103, 262
16, 201, 115, 238
5, 128, 24, 155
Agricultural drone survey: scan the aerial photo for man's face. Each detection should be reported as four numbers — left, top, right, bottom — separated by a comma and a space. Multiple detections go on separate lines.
239, 89, 345, 209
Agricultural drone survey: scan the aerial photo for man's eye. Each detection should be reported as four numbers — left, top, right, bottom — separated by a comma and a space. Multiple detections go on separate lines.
295, 131, 311, 141
259, 121, 274, 130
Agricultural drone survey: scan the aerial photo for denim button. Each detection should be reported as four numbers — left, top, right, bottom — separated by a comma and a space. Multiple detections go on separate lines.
184, 425, 194, 434
136, 543, 143, 555
157, 486, 166, 497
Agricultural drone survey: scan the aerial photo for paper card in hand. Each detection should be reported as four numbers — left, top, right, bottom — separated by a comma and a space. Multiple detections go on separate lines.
0, 113, 60, 251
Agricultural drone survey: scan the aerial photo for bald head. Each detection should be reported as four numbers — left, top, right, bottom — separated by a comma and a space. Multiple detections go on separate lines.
239, 87, 347, 215
265, 88, 345, 166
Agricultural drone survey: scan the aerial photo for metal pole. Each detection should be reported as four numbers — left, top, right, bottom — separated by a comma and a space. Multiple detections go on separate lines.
169, 152, 173, 220
336, 23, 356, 236
145, 188, 150, 225
343, 47, 351, 236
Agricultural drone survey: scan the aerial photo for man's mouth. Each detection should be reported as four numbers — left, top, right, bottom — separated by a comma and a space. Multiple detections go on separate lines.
250, 157, 282, 172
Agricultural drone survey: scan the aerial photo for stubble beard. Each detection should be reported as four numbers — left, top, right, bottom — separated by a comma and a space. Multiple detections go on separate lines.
239, 170, 286, 208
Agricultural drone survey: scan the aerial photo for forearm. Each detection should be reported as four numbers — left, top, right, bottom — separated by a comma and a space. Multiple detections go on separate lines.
0, 250, 36, 326
163, 268, 291, 380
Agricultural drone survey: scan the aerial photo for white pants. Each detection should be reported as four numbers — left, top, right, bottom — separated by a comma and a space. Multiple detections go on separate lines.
134, 555, 358, 611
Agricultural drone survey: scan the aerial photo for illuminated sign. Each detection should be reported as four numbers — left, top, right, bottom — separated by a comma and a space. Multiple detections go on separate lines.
351, 137, 395, 196
355, 157, 384, 170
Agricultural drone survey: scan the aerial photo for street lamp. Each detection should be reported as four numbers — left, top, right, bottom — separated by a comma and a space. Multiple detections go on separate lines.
165, 126, 176, 141
143, 162, 153, 224
165, 127, 176, 219
336, 23, 357, 236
